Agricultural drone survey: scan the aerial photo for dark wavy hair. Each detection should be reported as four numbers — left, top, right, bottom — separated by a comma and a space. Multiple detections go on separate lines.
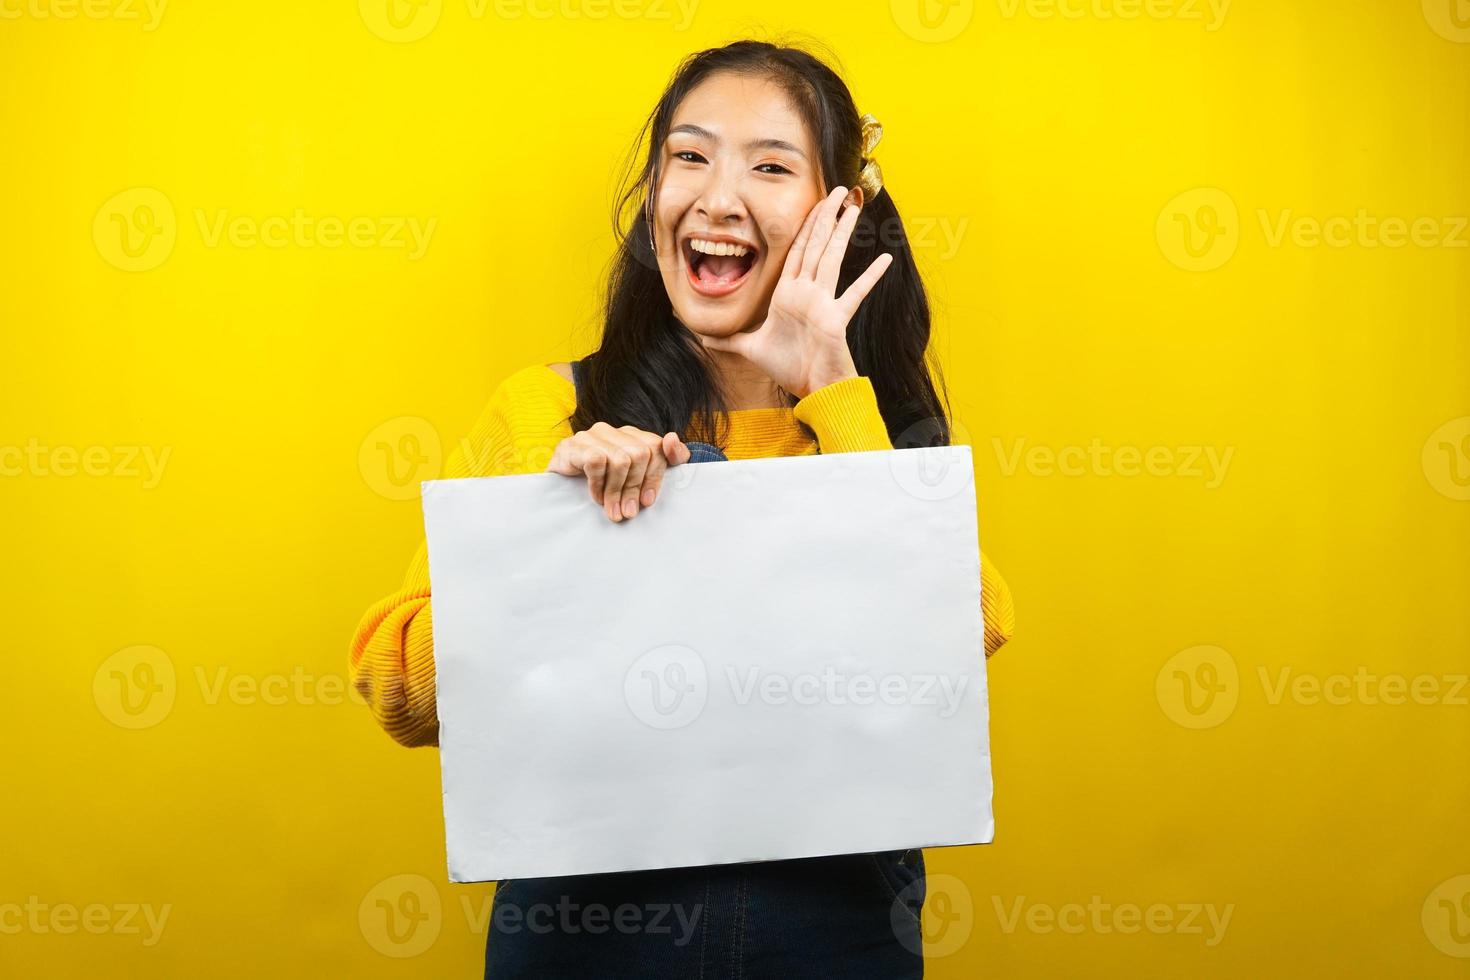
568, 38, 951, 450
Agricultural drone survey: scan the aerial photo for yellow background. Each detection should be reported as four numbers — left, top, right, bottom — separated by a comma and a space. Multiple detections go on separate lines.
3, 0, 1468, 975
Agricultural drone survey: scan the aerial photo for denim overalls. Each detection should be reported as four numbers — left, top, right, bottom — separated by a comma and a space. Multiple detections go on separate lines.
481, 359, 927, 979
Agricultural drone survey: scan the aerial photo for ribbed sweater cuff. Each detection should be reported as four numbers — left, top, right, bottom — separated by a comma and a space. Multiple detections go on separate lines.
792, 375, 893, 454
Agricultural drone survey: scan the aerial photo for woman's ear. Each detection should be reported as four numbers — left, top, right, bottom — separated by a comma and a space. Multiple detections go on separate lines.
843, 186, 865, 209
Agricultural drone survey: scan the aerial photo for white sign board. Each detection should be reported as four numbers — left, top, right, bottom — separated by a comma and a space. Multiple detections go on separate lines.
422, 445, 993, 883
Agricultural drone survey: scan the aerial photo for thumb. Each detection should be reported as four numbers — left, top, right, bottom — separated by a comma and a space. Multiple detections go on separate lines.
701, 329, 748, 357
662, 431, 691, 465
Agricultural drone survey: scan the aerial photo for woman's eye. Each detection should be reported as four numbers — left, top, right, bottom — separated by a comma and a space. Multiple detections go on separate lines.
671, 152, 788, 174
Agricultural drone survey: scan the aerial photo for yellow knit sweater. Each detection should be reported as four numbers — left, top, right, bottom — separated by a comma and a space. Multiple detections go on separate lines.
350, 364, 1016, 747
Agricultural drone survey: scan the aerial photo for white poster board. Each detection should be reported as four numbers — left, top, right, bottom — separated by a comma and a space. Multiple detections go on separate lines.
421, 445, 992, 883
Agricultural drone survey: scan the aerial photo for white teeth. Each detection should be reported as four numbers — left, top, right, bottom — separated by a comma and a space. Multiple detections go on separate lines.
689, 238, 751, 257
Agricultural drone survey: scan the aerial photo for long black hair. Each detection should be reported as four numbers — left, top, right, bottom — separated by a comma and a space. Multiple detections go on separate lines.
569, 38, 951, 450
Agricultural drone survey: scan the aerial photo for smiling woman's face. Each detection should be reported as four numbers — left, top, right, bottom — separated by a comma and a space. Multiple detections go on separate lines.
652, 71, 826, 339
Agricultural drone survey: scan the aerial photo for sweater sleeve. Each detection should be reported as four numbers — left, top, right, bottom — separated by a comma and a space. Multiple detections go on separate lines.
349, 373, 547, 748
792, 374, 1016, 657
791, 374, 893, 453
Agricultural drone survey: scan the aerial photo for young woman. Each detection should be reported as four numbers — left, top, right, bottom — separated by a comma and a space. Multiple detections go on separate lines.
351, 38, 1015, 978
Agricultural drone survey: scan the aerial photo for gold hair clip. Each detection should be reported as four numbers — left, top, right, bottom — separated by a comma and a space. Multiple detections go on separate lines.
856, 113, 884, 202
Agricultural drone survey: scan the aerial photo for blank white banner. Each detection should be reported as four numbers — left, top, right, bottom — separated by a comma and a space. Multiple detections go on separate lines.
422, 444, 992, 883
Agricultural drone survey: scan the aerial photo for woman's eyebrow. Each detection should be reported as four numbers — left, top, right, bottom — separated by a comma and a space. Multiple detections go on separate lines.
668, 123, 807, 161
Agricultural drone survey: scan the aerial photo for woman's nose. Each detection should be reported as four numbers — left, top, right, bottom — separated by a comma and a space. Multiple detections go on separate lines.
693, 163, 747, 222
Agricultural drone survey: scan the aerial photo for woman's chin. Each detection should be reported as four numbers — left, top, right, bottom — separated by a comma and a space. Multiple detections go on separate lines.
671, 303, 757, 340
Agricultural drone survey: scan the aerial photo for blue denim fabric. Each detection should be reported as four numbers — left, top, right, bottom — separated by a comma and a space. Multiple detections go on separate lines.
684, 440, 727, 464
483, 360, 928, 977
484, 849, 926, 979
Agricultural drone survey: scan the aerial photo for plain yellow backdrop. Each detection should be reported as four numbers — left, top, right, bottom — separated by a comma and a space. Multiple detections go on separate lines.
2, 0, 1468, 976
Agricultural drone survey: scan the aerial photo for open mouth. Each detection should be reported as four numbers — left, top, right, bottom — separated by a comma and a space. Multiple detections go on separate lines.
682, 235, 759, 297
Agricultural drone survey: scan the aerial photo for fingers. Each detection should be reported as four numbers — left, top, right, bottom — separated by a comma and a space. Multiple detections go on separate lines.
612, 428, 690, 520
640, 432, 690, 508
579, 428, 628, 520
780, 192, 824, 279
798, 186, 849, 280
836, 252, 895, 319
545, 435, 610, 510
663, 431, 692, 467
595, 426, 653, 522
547, 424, 691, 523
816, 197, 862, 289
700, 327, 751, 359
615, 430, 655, 521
